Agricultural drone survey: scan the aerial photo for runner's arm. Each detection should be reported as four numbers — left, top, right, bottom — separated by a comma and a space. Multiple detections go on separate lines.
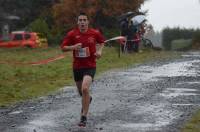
61, 31, 82, 52
95, 43, 104, 59
62, 43, 82, 52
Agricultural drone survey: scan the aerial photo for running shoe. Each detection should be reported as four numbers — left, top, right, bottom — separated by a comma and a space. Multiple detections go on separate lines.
78, 116, 87, 127
89, 96, 92, 104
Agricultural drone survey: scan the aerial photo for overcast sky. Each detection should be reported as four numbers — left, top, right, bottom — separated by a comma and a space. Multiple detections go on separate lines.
141, 0, 200, 31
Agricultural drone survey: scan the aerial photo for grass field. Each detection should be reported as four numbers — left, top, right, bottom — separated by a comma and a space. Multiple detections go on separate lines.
182, 110, 200, 132
0, 46, 180, 107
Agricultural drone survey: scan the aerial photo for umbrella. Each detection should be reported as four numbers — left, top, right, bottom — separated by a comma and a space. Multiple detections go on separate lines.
6, 15, 20, 20
131, 15, 146, 26
118, 11, 135, 22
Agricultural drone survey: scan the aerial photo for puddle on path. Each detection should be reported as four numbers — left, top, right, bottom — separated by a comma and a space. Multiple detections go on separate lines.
29, 120, 55, 127
19, 112, 57, 131
97, 102, 182, 132
117, 60, 200, 82
121, 121, 169, 131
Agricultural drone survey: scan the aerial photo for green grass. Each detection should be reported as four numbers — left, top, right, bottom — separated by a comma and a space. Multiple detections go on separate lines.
0, 46, 180, 106
182, 110, 200, 132
0, 47, 72, 106
171, 39, 192, 51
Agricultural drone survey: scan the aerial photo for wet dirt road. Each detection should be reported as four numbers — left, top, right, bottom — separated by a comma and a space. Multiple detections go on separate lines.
0, 51, 200, 132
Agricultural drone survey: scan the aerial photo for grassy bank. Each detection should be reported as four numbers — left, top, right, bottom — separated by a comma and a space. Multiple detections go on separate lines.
0, 46, 180, 106
182, 110, 200, 132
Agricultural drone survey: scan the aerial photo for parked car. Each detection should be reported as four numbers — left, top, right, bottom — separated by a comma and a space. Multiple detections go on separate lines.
0, 31, 48, 48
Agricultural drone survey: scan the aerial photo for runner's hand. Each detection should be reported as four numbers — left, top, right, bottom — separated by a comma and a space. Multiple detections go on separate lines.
74, 43, 82, 50
94, 51, 102, 59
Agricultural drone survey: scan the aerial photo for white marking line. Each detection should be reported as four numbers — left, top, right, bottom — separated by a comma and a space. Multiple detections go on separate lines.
182, 55, 200, 57
172, 104, 200, 106
160, 88, 200, 98
166, 88, 198, 92
177, 82, 200, 85
9, 110, 23, 115
160, 93, 199, 98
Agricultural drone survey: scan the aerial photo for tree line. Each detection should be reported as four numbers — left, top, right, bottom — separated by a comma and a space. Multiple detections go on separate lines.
0, 0, 146, 45
162, 27, 200, 50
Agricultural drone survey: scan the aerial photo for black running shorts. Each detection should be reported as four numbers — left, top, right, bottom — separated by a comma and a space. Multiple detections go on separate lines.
73, 68, 96, 82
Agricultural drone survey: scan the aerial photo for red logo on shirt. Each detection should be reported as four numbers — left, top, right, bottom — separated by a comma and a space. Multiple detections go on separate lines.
75, 35, 80, 39
88, 37, 95, 43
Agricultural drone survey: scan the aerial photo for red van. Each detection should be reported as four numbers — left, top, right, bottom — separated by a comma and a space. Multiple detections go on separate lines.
0, 31, 48, 48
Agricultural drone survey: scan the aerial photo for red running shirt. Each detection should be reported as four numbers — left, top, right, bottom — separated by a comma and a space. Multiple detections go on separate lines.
61, 28, 105, 69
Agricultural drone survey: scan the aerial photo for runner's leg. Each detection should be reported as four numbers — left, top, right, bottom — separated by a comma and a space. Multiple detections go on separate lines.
81, 75, 92, 116
76, 81, 82, 96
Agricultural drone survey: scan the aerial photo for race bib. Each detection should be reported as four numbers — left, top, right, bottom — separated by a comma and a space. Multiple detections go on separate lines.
75, 47, 90, 58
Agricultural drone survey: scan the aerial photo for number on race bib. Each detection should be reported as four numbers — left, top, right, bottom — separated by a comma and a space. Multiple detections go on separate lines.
75, 47, 90, 58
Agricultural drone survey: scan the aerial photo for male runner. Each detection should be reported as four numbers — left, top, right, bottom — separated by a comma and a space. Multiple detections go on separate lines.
61, 12, 105, 127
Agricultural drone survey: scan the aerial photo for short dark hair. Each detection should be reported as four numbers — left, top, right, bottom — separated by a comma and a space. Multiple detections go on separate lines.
77, 12, 88, 19
79, 12, 87, 16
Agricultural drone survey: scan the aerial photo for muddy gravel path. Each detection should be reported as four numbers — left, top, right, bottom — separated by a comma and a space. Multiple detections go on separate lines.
0, 51, 200, 132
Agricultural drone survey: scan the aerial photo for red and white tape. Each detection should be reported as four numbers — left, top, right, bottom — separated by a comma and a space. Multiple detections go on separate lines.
0, 36, 132, 66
